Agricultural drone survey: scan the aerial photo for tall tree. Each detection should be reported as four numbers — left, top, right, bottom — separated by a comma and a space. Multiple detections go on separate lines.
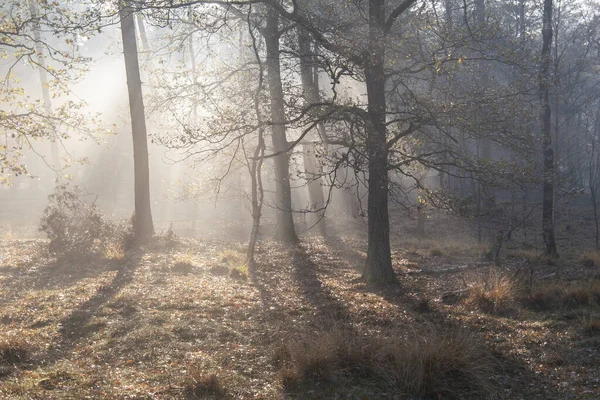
28, 0, 60, 173
120, 0, 154, 244
298, 27, 326, 236
362, 0, 395, 284
264, 6, 297, 244
539, 0, 559, 257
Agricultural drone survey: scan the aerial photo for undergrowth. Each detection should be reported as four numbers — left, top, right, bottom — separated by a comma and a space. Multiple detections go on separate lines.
276, 327, 496, 399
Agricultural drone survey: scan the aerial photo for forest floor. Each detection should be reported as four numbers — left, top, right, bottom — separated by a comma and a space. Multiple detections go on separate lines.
0, 219, 599, 399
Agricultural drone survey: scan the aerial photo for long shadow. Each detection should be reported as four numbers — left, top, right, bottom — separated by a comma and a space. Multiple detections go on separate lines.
0, 240, 120, 293
290, 243, 349, 323
42, 249, 143, 364
322, 236, 572, 399
248, 239, 351, 334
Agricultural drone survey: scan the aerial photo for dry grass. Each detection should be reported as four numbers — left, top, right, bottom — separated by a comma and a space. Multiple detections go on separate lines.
465, 268, 517, 314
522, 280, 600, 310
581, 315, 600, 337
580, 251, 600, 268
104, 241, 125, 260
506, 248, 541, 263
430, 247, 443, 257
399, 237, 488, 259
277, 327, 496, 399
219, 248, 248, 278
184, 370, 227, 399
0, 335, 31, 365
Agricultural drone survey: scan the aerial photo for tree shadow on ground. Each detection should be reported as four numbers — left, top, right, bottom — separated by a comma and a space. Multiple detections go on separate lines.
42, 248, 143, 364
290, 244, 349, 322
321, 235, 577, 400
0, 240, 121, 293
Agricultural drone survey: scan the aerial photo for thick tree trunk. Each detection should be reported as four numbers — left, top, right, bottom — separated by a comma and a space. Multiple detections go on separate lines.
265, 7, 297, 244
298, 28, 326, 236
539, 0, 558, 258
120, 1, 154, 244
363, 0, 395, 285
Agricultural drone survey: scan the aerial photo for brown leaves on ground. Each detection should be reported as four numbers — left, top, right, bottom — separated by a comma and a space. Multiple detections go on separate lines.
0, 234, 599, 399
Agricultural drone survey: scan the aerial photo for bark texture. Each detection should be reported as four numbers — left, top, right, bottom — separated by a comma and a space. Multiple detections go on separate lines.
539, 0, 558, 258
265, 7, 297, 244
298, 28, 326, 236
363, 0, 395, 284
120, 1, 154, 244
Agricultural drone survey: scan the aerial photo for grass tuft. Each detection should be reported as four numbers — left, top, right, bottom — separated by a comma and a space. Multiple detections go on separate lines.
580, 251, 600, 268
465, 269, 516, 314
276, 327, 496, 399
104, 241, 125, 261
184, 371, 227, 399
521, 280, 600, 311
0, 336, 31, 365
430, 248, 443, 257
581, 315, 600, 337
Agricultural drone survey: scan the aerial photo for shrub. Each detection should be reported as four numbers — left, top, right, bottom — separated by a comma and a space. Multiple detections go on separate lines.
39, 184, 106, 257
39, 184, 133, 259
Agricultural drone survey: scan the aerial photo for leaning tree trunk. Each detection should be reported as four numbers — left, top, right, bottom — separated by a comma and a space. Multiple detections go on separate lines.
539, 0, 558, 258
363, 0, 395, 285
264, 7, 297, 244
120, 0, 154, 244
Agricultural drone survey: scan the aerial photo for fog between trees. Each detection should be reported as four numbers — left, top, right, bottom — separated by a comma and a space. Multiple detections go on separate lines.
2, 0, 600, 283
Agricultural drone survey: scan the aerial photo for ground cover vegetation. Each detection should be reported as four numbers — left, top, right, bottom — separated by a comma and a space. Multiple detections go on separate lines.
2, 0, 600, 398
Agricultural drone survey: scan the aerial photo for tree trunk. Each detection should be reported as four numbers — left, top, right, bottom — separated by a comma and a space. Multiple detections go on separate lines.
518, 0, 526, 38
28, 0, 60, 173
247, 131, 265, 267
120, 0, 154, 244
298, 28, 326, 236
539, 0, 558, 258
265, 7, 297, 244
362, 0, 395, 285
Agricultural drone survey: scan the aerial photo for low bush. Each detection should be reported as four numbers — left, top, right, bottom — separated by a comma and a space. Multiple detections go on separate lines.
39, 184, 133, 259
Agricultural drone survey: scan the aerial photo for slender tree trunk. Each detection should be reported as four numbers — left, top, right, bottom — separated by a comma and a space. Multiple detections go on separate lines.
264, 7, 297, 244
590, 117, 600, 250
518, 0, 526, 38
474, 0, 494, 209
539, 0, 558, 257
120, 0, 154, 244
445, 0, 453, 28
298, 28, 326, 236
28, 0, 60, 172
248, 131, 265, 266
363, 0, 395, 284
135, 14, 150, 52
